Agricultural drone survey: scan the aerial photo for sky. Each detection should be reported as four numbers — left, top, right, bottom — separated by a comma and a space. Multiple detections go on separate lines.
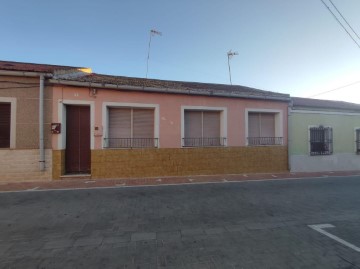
1, 0, 360, 103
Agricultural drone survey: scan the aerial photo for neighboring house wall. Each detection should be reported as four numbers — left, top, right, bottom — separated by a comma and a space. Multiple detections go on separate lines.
0, 76, 52, 182
52, 85, 289, 179
289, 110, 360, 172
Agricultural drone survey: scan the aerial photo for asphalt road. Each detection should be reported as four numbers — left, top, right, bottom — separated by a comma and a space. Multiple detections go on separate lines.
1, 176, 360, 268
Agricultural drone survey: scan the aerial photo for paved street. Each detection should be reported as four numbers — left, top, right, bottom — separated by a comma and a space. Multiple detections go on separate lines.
1, 176, 360, 269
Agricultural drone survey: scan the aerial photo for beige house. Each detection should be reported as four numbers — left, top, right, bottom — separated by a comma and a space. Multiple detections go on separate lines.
0, 61, 91, 182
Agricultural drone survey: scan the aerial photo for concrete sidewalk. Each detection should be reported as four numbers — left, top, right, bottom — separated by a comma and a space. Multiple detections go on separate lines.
0, 170, 359, 192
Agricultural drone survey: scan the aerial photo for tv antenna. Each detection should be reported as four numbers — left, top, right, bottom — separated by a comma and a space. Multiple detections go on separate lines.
146, 29, 162, 78
227, 50, 238, 85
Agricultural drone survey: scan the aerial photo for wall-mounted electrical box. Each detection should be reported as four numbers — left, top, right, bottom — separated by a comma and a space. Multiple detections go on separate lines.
51, 123, 61, 134
94, 126, 103, 137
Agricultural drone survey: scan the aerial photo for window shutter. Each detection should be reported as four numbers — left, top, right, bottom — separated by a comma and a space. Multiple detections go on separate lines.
108, 108, 131, 147
203, 111, 221, 146
184, 111, 202, 138
248, 113, 260, 137
203, 111, 220, 138
133, 109, 154, 138
0, 103, 11, 148
260, 113, 275, 137
184, 111, 202, 146
108, 108, 131, 138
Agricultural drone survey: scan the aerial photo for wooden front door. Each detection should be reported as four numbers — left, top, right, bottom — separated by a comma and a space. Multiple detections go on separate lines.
65, 105, 91, 174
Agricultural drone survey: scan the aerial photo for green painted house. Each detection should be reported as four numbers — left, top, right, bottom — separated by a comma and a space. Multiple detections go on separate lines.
289, 97, 360, 172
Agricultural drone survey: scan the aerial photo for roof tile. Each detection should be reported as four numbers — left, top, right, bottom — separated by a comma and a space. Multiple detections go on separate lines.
0, 60, 86, 73
62, 73, 290, 100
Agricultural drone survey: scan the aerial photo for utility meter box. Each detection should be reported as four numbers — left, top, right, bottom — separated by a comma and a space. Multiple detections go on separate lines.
51, 123, 61, 134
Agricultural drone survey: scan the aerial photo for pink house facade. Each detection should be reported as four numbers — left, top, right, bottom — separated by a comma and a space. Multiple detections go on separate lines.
0, 60, 290, 181
50, 73, 290, 179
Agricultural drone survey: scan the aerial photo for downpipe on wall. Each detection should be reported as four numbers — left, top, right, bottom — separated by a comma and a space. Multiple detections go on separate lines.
39, 74, 45, 171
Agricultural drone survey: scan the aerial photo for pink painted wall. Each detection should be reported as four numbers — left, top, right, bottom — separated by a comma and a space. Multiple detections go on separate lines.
52, 86, 288, 149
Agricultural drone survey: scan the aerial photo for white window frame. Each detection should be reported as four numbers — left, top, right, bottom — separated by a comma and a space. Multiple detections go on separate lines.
102, 102, 159, 149
181, 106, 227, 147
245, 108, 283, 146
0, 97, 16, 149
57, 100, 95, 150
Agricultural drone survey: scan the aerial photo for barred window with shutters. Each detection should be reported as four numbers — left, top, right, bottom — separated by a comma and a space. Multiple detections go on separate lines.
247, 112, 283, 146
104, 107, 157, 148
183, 110, 226, 147
309, 126, 333, 156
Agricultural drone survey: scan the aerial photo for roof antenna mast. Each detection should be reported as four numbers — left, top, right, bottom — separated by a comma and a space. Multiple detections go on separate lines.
227, 50, 238, 85
146, 29, 162, 78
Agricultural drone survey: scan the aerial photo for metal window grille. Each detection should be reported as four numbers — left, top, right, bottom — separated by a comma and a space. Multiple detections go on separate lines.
184, 110, 223, 147
356, 129, 360, 155
104, 138, 158, 148
182, 137, 226, 147
247, 112, 280, 146
247, 137, 283, 146
106, 107, 156, 148
309, 126, 333, 156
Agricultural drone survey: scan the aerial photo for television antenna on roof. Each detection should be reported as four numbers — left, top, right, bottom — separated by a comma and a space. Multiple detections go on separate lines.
227, 50, 238, 85
146, 29, 162, 78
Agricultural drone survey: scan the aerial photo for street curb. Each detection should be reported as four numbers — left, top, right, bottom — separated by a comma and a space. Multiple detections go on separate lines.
0, 174, 359, 194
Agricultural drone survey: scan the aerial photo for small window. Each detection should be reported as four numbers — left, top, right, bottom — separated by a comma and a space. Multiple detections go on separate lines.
356, 129, 360, 155
105, 107, 157, 148
0, 103, 11, 148
309, 126, 333, 156
248, 112, 282, 145
183, 110, 225, 147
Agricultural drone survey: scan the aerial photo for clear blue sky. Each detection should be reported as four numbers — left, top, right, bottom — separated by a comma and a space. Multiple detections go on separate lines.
1, 0, 360, 102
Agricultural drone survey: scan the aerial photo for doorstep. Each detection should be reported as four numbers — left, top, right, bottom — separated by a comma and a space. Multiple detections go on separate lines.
60, 174, 92, 180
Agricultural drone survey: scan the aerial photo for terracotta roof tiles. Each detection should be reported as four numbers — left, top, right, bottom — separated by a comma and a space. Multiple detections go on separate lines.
0, 60, 290, 101
62, 73, 290, 100
0, 60, 86, 73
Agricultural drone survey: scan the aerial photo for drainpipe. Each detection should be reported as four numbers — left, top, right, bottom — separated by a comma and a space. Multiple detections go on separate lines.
39, 74, 45, 171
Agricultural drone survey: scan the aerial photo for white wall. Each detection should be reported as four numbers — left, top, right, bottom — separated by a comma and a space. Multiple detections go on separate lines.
290, 153, 360, 172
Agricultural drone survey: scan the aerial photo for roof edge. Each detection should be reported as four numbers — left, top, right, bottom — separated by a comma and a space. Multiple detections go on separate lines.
0, 70, 53, 77
49, 79, 291, 102
291, 97, 360, 112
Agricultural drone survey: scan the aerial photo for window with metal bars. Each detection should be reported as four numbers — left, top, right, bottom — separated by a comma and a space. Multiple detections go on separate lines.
356, 129, 360, 154
309, 126, 333, 156
247, 112, 282, 145
104, 107, 156, 148
183, 110, 225, 147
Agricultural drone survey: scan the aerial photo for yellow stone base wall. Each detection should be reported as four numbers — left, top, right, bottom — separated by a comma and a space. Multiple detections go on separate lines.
0, 149, 52, 182
52, 150, 65, 180
91, 146, 288, 179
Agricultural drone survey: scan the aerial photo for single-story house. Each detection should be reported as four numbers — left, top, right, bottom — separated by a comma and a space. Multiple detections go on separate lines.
289, 97, 360, 172
1, 60, 291, 181
0, 61, 91, 182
